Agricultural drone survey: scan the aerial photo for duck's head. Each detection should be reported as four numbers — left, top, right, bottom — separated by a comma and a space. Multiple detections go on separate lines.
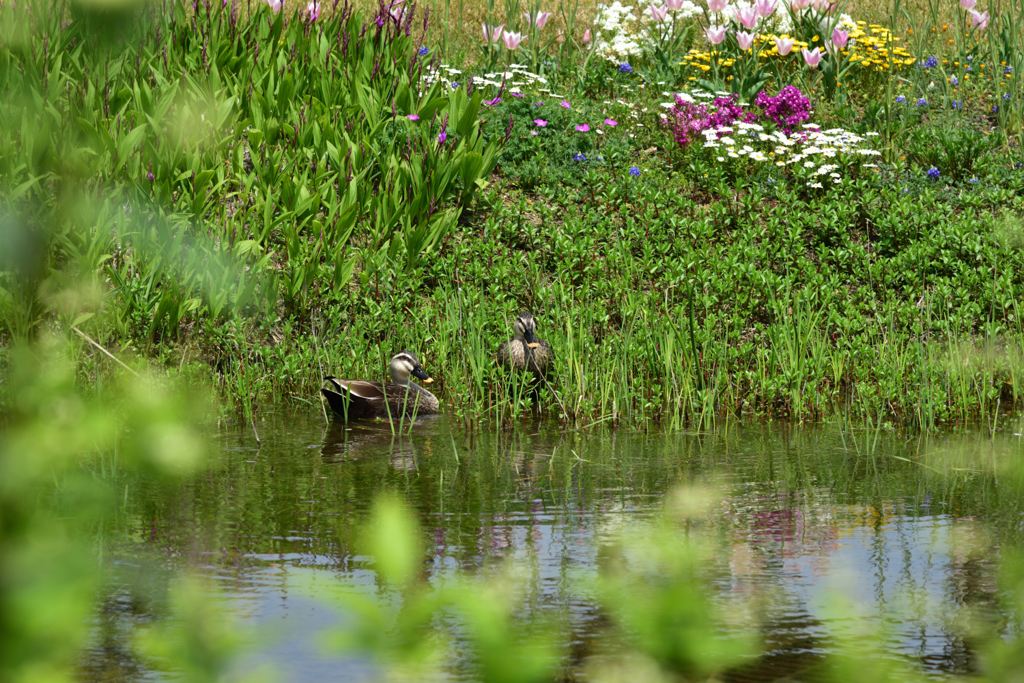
390, 351, 433, 385
512, 311, 540, 349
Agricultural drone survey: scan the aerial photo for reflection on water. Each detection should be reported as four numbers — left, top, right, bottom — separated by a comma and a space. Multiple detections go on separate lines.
81, 411, 1024, 681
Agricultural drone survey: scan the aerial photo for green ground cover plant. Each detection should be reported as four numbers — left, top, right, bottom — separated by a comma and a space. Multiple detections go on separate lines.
5, 0, 1024, 680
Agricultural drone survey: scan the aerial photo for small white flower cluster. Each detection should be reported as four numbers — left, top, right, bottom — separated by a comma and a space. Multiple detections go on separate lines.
701, 122, 882, 187
591, 0, 700, 63
421, 64, 550, 95
592, 1, 645, 61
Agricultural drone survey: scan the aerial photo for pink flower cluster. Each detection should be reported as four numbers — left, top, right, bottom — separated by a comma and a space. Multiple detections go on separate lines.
669, 86, 812, 149
753, 85, 811, 133
669, 94, 758, 148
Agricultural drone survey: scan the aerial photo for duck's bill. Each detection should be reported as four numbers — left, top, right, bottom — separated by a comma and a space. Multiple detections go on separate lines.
412, 367, 433, 383
527, 342, 540, 349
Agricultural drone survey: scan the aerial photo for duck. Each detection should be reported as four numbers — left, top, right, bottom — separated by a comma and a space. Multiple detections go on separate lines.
496, 310, 553, 377
321, 350, 439, 421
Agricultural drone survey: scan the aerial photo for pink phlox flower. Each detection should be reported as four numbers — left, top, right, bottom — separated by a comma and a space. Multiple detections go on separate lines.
534, 119, 548, 126
560, 100, 571, 108
605, 118, 618, 126
576, 124, 590, 132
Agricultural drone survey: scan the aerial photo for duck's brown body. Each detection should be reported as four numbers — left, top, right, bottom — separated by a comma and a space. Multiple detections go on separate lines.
321, 351, 438, 421
321, 378, 439, 420
496, 338, 553, 376
497, 311, 553, 377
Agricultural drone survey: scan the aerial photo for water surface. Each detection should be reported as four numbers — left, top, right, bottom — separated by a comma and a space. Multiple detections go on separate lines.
81, 410, 1024, 681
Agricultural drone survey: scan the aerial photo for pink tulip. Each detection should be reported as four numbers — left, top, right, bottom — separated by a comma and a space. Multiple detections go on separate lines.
969, 8, 989, 28
306, 0, 319, 19
707, 0, 728, 12
666, 0, 686, 9
705, 24, 727, 43
790, 0, 812, 9
583, 28, 592, 43
802, 46, 821, 67
523, 10, 553, 28
831, 27, 848, 47
774, 35, 794, 54
736, 30, 756, 49
266, 0, 282, 12
650, 3, 669, 21
387, 0, 405, 21
735, 6, 758, 27
811, 0, 829, 11
960, 0, 976, 8
502, 30, 526, 49
754, 0, 777, 16
482, 23, 504, 43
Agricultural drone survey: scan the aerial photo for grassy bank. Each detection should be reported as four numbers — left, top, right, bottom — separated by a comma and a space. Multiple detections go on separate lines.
2, 0, 1024, 431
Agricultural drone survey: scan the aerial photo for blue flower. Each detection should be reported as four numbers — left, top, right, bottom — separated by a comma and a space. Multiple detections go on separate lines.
969, 177, 978, 183
1004, 93, 1012, 100
993, 105, 999, 112
965, 65, 972, 72
951, 100, 961, 110
895, 95, 906, 104
574, 153, 587, 162
628, 165, 641, 177
926, 166, 940, 181
451, 81, 459, 90
916, 98, 928, 106
949, 76, 959, 86
418, 46, 429, 56
1005, 66, 1014, 74
618, 62, 633, 73
924, 55, 938, 68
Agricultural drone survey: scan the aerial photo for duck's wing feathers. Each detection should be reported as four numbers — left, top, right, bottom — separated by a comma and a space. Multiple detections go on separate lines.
322, 378, 386, 420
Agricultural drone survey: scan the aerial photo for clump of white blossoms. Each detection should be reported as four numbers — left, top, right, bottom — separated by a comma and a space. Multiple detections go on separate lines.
699, 121, 882, 188
591, 0, 701, 63
421, 64, 550, 96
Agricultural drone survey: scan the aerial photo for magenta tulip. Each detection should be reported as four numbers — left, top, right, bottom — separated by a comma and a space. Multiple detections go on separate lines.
583, 28, 592, 43
831, 27, 848, 48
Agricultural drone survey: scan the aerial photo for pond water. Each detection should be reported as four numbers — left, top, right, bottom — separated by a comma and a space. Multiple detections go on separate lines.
80, 410, 1024, 682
